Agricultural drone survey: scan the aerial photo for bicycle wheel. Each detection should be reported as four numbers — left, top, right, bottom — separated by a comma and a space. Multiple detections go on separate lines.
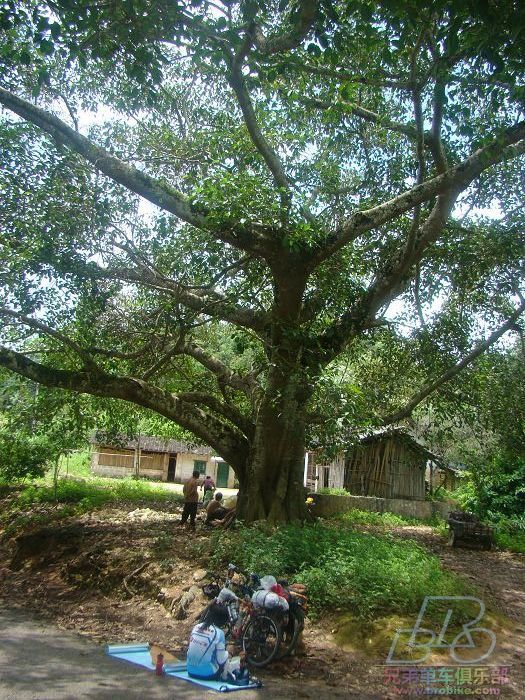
276, 607, 304, 659
242, 613, 282, 667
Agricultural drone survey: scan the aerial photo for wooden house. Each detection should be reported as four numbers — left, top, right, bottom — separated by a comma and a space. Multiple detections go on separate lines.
90, 435, 236, 488
320, 428, 439, 501
426, 462, 462, 493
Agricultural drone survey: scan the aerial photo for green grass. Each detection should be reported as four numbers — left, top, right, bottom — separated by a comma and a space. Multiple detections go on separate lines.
57, 450, 92, 478
208, 521, 469, 620
337, 507, 444, 529
0, 467, 183, 538
26, 449, 184, 510
20, 476, 184, 509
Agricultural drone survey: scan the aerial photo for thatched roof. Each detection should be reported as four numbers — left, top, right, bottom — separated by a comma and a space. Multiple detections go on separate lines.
91, 433, 213, 456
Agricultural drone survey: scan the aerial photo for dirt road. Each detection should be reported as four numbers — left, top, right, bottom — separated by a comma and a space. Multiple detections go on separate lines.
0, 606, 206, 700
1, 498, 524, 699
0, 605, 384, 699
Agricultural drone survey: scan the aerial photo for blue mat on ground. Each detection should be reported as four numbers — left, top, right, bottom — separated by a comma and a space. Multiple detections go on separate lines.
165, 667, 262, 693
106, 643, 262, 693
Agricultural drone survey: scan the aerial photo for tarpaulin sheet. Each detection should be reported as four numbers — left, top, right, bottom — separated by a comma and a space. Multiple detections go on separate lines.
106, 643, 262, 693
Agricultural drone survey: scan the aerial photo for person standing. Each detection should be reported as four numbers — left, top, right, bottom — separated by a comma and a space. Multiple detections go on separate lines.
181, 470, 201, 527
202, 474, 215, 505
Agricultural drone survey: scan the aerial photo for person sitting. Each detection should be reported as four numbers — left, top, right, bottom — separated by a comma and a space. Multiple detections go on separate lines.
205, 492, 229, 524
186, 603, 247, 683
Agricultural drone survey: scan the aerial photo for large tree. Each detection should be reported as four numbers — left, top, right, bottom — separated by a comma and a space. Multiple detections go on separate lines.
0, 0, 524, 522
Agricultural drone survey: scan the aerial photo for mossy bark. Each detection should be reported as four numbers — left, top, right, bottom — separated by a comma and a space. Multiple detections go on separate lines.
236, 360, 309, 524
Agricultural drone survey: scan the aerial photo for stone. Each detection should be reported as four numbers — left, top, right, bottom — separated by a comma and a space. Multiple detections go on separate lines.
193, 569, 207, 582
173, 585, 200, 620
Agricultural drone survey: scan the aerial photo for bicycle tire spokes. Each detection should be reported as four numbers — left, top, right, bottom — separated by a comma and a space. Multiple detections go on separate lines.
242, 615, 281, 667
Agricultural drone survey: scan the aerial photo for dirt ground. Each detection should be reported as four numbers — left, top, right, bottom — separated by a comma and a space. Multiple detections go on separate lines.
0, 496, 524, 699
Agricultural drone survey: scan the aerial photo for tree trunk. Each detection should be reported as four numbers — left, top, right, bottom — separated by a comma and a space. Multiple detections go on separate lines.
236, 362, 310, 524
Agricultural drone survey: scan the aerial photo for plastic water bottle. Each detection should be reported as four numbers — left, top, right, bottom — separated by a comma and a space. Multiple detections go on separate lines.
232, 609, 245, 639
227, 602, 238, 624
155, 653, 164, 676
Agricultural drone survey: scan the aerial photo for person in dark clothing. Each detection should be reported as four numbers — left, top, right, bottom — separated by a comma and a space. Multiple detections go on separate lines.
202, 475, 216, 505
181, 470, 201, 526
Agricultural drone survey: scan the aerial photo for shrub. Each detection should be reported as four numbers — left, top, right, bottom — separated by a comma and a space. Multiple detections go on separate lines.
339, 509, 410, 527
495, 530, 525, 554
493, 516, 525, 553
425, 486, 451, 502
209, 521, 465, 619
453, 453, 525, 520
317, 487, 352, 496
0, 431, 54, 481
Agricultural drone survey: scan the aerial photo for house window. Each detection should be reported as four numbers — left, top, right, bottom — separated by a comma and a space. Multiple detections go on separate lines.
193, 460, 207, 475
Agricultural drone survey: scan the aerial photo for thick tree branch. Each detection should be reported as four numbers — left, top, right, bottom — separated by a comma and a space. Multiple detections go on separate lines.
0, 87, 268, 255
367, 188, 462, 318
0, 88, 205, 229
311, 121, 525, 266
88, 344, 158, 360
177, 341, 258, 396
253, 0, 318, 55
303, 96, 433, 145
90, 263, 269, 334
141, 337, 257, 396
0, 346, 249, 470
177, 391, 254, 438
309, 124, 525, 361
382, 301, 525, 424
430, 80, 448, 173
316, 189, 460, 360
286, 61, 414, 89
228, 36, 290, 194
426, 31, 449, 174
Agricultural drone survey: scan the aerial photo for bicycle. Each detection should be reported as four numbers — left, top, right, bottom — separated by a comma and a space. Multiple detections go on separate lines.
199, 564, 282, 668
274, 581, 307, 659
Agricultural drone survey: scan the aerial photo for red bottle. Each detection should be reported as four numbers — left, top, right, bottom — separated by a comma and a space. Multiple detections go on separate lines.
155, 653, 164, 676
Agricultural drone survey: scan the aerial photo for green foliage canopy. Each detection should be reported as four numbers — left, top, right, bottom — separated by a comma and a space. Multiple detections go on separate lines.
0, 0, 524, 519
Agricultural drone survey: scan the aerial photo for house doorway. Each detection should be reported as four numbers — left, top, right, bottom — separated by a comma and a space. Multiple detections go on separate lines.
167, 456, 177, 482
217, 462, 230, 488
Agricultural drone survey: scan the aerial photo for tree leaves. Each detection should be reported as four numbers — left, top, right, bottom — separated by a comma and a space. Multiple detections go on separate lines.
0, 0, 524, 462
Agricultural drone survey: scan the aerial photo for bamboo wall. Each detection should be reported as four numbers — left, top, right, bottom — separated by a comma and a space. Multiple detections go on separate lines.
344, 437, 426, 501
97, 448, 133, 469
